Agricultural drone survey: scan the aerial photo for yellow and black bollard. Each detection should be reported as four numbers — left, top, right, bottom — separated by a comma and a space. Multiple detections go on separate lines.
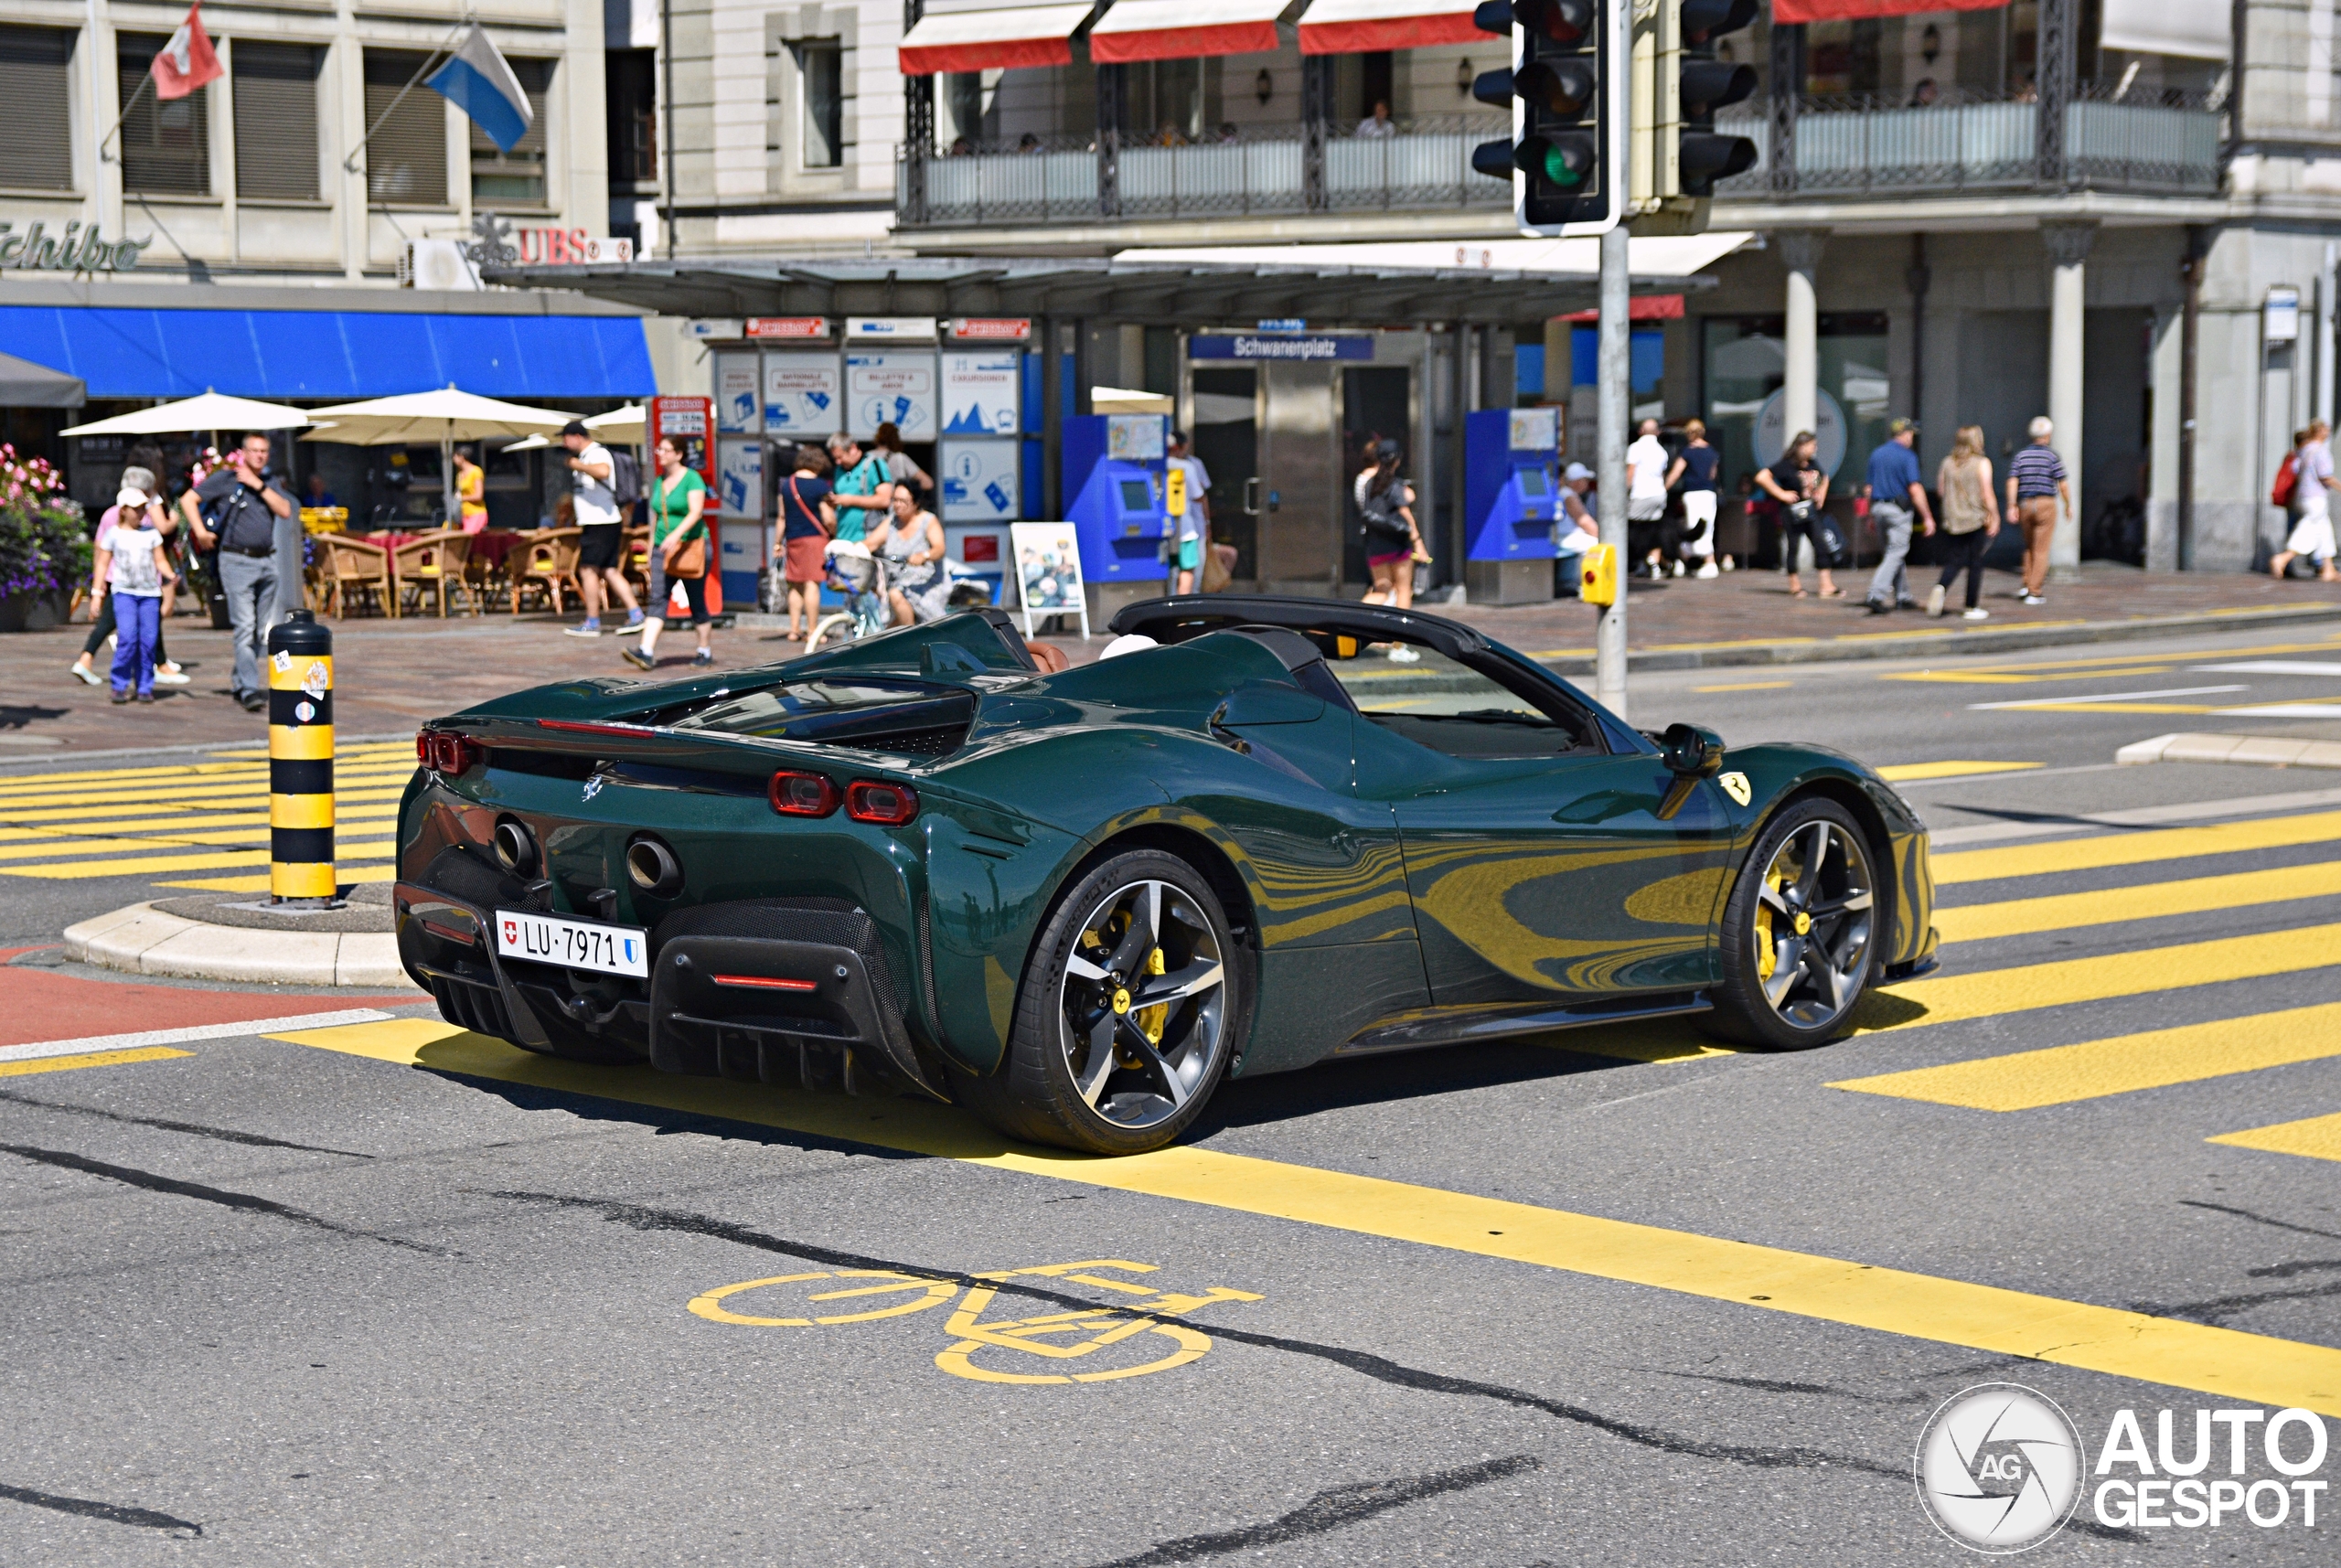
267, 609, 337, 906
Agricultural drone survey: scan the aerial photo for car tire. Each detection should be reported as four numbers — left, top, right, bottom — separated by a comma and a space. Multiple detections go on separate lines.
1702, 796, 1881, 1051
954, 849, 1245, 1155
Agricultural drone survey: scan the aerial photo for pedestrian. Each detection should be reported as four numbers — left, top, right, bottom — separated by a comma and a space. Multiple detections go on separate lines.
302, 472, 337, 510
2271, 418, 2341, 581
1668, 419, 1722, 578
2004, 416, 2070, 605
182, 432, 295, 712
870, 421, 934, 500
1626, 418, 1673, 577
825, 432, 896, 541
453, 447, 489, 534
561, 419, 644, 637
1927, 425, 2000, 620
623, 436, 713, 670
1756, 432, 1840, 599
1165, 429, 1213, 593
1554, 462, 1599, 597
1356, 100, 1396, 138
1355, 439, 1423, 651
873, 483, 950, 626
93, 483, 176, 703
775, 445, 836, 640
1863, 417, 1937, 613
71, 469, 190, 688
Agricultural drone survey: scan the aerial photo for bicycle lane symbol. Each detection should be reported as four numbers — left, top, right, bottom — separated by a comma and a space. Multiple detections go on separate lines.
685, 1260, 1263, 1385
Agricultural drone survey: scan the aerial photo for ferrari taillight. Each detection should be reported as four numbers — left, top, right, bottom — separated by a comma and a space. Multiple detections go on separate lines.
418, 729, 482, 774
845, 781, 919, 826
769, 769, 840, 816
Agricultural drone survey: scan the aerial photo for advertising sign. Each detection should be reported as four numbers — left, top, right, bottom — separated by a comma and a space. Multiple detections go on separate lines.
846, 317, 939, 341
1508, 407, 1559, 453
747, 317, 829, 339
1106, 414, 1165, 463
942, 352, 1021, 436
939, 438, 1020, 524
714, 355, 760, 434
1010, 521, 1089, 637
847, 352, 936, 441
717, 438, 763, 518
649, 396, 713, 490
949, 318, 1032, 341
764, 352, 842, 438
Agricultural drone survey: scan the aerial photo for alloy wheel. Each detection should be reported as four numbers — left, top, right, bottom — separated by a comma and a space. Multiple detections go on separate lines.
1750, 819, 1874, 1029
1056, 879, 1227, 1131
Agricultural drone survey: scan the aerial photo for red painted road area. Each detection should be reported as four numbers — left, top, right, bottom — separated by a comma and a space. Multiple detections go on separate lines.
0, 948, 419, 1048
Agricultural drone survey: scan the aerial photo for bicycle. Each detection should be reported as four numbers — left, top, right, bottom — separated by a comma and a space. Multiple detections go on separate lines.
803, 539, 891, 654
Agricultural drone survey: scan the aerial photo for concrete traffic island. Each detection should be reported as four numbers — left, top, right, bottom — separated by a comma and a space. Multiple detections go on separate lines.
65, 884, 422, 990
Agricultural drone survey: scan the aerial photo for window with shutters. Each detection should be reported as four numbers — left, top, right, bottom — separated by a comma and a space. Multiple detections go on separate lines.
364, 49, 448, 206
470, 57, 550, 206
797, 41, 843, 169
233, 42, 320, 201
0, 27, 74, 192
119, 34, 210, 196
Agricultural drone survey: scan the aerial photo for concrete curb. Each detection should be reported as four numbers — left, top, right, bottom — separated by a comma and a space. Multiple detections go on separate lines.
63, 902, 422, 990
2117, 731, 2341, 769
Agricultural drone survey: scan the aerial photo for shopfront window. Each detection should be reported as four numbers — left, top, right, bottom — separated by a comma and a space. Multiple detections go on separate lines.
471, 57, 551, 205
1700, 315, 1890, 488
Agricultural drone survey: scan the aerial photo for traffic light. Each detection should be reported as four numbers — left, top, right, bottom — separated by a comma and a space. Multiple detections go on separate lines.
1672, 0, 1758, 197
1470, 0, 1622, 235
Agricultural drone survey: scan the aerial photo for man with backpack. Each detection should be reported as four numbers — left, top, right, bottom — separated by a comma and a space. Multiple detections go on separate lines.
2272, 421, 2340, 581
181, 432, 294, 712
561, 420, 644, 637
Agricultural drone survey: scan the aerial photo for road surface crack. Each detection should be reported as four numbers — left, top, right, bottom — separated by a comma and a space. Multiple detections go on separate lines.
0, 1480, 200, 1535
0, 1090, 376, 1159
1, 1143, 449, 1255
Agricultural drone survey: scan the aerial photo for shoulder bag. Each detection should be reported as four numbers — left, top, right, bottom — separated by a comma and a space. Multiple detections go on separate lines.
659, 476, 708, 579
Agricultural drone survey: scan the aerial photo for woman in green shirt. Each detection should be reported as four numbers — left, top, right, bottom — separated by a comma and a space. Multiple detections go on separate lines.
624, 437, 714, 670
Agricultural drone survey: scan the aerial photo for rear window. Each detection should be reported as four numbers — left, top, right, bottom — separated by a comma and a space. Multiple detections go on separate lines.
669, 677, 976, 756
670, 679, 935, 737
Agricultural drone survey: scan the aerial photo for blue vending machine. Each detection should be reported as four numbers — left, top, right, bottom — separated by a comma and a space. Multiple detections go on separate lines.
1061, 413, 1169, 613
1463, 407, 1562, 604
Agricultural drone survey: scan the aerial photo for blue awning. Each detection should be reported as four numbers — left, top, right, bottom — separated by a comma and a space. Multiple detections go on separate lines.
0, 305, 656, 401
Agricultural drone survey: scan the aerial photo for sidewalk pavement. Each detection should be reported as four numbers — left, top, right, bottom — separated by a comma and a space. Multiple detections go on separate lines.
4, 562, 2336, 755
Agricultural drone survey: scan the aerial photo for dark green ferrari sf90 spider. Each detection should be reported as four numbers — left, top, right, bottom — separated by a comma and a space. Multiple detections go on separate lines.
395, 596, 1936, 1154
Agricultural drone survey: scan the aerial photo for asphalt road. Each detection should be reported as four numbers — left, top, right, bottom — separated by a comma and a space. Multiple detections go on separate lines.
4, 621, 2340, 1565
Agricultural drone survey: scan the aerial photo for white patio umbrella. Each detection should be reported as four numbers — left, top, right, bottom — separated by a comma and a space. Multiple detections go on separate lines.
61, 390, 315, 437
500, 404, 646, 454
303, 386, 570, 528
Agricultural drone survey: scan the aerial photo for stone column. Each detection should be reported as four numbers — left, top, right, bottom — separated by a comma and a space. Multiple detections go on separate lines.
1777, 229, 1828, 453
2042, 219, 2096, 577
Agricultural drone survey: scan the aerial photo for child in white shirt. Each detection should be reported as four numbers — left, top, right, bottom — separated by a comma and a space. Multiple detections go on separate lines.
93, 487, 176, 703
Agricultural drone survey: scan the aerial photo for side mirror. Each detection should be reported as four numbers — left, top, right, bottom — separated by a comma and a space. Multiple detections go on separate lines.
1655, 723, 1725, 820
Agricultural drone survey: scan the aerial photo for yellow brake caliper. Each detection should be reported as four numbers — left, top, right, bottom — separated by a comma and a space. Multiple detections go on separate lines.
1755, 871, 1780, 980
1134, 948, 1169, 1046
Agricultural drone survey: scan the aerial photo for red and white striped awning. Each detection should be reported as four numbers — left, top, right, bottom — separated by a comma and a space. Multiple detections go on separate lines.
897, 3, 1096, 74
1088, 0, 1288, 63
1298, 0, 1481, 56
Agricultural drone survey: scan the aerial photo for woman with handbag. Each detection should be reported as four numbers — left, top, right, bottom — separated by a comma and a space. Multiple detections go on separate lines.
1355, 440, 1426, 656
1756, 431, 1842, 600
623, 436, 714, 670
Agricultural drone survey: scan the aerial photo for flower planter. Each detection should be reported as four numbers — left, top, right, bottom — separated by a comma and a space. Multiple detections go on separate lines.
0, 589, 69, 633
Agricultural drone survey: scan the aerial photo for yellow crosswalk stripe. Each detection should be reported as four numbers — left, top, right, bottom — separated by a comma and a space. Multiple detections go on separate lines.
0, 788, 411, 825
267, 1020, 2341, 1415
0, 839, 398, 879
0, 767, 417, 811
0, 806, 401, 843
160, 865, 398, 893
0, 1047, 194, 1079
1937, 860, 2341, 943
1864, 923, 2341, 1032
2211, 1114, 2341, 1164
1831, 1002, 2341, 1110
1875, 761, 2044, 782
1933, 809, 2341, 885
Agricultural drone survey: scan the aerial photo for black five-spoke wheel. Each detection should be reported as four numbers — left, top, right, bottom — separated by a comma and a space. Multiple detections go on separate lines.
1705, 797, 1881, 1050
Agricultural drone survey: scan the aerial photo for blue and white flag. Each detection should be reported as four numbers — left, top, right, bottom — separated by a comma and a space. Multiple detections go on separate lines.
425, 26, 534, 153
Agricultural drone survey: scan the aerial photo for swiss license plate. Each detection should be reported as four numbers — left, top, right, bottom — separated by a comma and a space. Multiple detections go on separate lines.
494, 909, 649, 976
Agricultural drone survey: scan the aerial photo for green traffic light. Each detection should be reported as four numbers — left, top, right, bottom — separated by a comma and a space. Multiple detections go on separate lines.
1519, 133, 1593, 187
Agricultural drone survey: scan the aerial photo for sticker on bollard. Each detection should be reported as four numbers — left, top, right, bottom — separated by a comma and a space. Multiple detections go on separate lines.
266, 610, 337, 905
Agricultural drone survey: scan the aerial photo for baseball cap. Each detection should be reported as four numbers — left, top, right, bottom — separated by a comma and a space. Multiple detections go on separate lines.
1888, 417, 1919, 436
1374, 438, 1401, 461
1564, 462, 1594, 481
116, 484, 149, 509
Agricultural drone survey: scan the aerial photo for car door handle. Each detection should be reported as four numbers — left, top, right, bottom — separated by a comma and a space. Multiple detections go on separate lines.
1243, 476, 1261, 517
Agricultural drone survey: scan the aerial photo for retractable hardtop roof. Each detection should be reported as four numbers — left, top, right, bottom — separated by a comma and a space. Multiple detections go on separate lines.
1107, 595, 1494, 663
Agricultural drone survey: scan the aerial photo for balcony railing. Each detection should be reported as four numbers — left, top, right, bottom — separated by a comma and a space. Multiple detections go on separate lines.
900, 115, 1510, 229
1715, 88, 2222, 200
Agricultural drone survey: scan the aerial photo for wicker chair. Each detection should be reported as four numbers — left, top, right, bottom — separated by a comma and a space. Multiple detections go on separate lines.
391, 528, 476, 617
317, 535, 396, 619
511, 528, 582, 615
620, 524, 652, 599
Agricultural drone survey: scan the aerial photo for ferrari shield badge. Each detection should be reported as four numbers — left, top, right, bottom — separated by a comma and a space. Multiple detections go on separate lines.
1718, 771, 1752, 806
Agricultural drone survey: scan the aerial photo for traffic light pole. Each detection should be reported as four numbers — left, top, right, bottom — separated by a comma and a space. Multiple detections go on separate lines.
1595, 219, 1630, 719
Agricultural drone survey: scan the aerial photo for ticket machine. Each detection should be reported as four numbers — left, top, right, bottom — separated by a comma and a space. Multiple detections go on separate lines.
1463, 407, 1562, 604
1061, 413, 1170, 614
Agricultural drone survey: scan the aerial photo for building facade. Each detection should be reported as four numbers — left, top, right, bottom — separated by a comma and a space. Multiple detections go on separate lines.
632, 0, 2341, 584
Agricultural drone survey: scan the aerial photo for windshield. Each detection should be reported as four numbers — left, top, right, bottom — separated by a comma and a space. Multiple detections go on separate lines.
669, 678, 951, 740
1324, 645, 1601, 760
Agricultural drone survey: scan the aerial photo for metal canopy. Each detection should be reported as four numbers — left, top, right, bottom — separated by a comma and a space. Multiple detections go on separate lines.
483, 256, 1712, 329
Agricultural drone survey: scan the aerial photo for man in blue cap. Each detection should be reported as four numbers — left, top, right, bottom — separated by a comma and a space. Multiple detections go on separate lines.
1865, 417, 1936, 613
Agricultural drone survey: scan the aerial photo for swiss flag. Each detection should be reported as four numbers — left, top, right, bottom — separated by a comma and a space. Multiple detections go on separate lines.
150, 4, 222, 101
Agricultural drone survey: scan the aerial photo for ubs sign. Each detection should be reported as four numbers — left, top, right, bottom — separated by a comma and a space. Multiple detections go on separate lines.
0, 219, 148, 272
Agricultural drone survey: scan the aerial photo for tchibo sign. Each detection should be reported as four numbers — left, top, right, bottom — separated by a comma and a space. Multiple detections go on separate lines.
0, 219, 148, 272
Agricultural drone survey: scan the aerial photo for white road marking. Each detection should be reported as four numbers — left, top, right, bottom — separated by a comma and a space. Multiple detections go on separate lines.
1927, 785, 2341, 846
1968, 685, 2249, 710
2194, 661, 2341, 676
2217, 703, 2341, 719
0, 1008, 401, 1064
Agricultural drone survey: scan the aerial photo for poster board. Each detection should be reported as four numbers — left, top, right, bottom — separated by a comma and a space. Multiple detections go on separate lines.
717, 438, 762, 518
763, 352, 842, 439
939, 438, 1020, 524
846, 352, 937, 442
942, 351, 1021, 435
649, 396, 713, 492
1010, 521, 1088, 638
714, 354, 760, 433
